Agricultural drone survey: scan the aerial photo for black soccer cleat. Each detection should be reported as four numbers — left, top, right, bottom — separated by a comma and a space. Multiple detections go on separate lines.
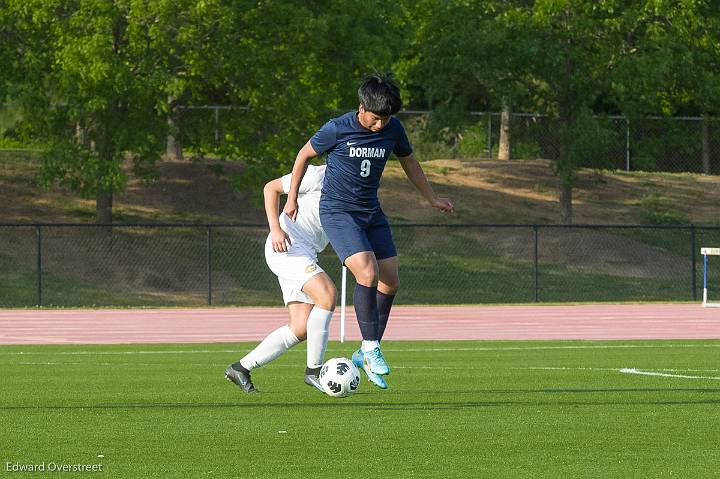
225, 364, 258, 394
304, 367, 324, 393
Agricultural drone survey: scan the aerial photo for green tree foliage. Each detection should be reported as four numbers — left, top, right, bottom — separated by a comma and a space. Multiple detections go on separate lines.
404, 1, 534, 110
218, 0, 406, 196
3, 0, 719, 224
5, 0, 407, 215
413, 0, 629, 223
0, 1, 15, 99
612, 0, 720, 117
5, 0, 247, 222
7, 0, 250, 223
519, 1, 627, 223
407, 0, 720, 223
9, 1, 160, 222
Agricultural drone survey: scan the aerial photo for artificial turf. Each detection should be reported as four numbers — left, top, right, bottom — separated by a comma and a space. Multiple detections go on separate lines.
1, 340, 719, 478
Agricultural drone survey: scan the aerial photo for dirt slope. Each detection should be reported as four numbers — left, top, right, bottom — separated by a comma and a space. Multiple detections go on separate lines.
1, 154, 719, 225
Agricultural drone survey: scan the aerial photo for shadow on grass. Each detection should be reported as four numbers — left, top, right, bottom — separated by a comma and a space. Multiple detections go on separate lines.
419, 388, 720, 394
2, 388, 720, 412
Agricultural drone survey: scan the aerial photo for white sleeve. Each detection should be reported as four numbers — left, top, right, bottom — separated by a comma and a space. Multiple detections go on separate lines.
281, 165, 325, 194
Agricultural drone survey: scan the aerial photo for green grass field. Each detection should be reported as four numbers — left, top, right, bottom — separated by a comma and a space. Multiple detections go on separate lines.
2, 340, 719, 478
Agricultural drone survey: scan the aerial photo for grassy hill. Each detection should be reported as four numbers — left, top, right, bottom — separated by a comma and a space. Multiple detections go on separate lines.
1, 150, 719, 225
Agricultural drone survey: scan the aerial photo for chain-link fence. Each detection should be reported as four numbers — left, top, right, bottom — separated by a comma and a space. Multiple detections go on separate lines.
397, 111, 720, 174
171, 107, 720, 175
174, 105, 249, 154
1, 224, 718, 308
3, 104, 719, 174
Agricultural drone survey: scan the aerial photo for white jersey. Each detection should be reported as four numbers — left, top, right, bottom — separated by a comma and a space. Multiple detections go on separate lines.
279, 164, 329, 254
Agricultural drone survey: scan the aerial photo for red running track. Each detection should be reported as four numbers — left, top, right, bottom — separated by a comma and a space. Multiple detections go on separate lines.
0, 304, 718, 345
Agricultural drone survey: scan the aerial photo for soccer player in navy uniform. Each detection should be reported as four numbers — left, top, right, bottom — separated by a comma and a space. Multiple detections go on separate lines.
284, 74, 454, 389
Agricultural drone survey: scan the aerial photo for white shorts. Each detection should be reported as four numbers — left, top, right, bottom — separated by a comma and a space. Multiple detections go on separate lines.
264, 236, 324, 306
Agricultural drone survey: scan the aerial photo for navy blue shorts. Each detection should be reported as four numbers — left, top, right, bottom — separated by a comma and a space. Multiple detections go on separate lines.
320, 209, 397, 264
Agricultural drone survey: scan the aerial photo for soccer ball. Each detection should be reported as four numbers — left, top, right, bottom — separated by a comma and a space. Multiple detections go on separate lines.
319, 357, 360, 398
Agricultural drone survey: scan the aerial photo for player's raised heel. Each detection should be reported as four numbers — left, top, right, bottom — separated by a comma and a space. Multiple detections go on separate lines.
351, 348, 364, 369
224, 365, 258, 394
363, 347, 390, 375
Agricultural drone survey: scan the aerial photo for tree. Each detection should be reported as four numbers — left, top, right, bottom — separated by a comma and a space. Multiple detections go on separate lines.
410, 0, 720, 221
135, 0, 239, 161
8, 1, 157, 223
611, 1, 720, 175
218, 0, 408, 196
0, 1, 17, 101
525, 1, 720, 218
408, 1, 636, 223
403, 1, 533, 156
519, 1, 626, 223
7, 0, 236, 223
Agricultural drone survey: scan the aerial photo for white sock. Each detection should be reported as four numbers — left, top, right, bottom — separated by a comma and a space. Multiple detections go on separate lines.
306, 307, 333, 368
362, 340, 380, 353
240, 325, 300, 370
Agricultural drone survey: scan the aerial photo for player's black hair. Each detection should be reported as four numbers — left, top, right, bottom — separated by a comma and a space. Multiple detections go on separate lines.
357, 73, 402, 116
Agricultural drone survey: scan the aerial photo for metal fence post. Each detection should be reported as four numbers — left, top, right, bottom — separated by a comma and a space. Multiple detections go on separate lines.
36, 225, 43, 307
214, 107, 220, 145
487, 112, 493, 159
625, 118, 631, 172
207, 227, 213, 306
533, 225, 539, 302
691, 225, 697, 301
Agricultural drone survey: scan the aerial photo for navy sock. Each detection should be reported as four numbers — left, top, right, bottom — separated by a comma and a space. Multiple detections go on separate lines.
354, 284, 379, 340
377, 291, 396, 341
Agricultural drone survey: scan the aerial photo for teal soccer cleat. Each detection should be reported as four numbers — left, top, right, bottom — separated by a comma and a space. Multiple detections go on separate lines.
353, 348, 388, 389
362, 362, 388, 389
363, 347, 391, 376
351, 348, 364, 369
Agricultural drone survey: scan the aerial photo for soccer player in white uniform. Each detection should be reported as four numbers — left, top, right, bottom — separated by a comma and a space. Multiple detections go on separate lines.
225, 164, 335, 393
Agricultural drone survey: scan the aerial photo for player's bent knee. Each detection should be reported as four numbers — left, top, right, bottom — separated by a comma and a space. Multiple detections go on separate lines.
303, 274, 337, 311
318, 301, 335, 311
313, 293, 336, 311
380, 277, 399, 293
316, 287, 337, 311
353, 268, 379, 287
382, 284, 399, 295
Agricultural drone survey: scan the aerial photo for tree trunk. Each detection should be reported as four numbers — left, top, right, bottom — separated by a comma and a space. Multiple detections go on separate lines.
555, 52, 578, 225
78, 125, 112, 225
96, 181, 113, 225
702, 115, 711, 175
557, 99, 574, 225
75, 122, 86, 146
559, 181, 573, 225
166, 96, 183, 160
498, 99, 512, 161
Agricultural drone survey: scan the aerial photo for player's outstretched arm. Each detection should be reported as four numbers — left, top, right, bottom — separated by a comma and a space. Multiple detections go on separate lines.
283, 141, 319, 221
263, 178, 291, 252
398, 154, 454, 213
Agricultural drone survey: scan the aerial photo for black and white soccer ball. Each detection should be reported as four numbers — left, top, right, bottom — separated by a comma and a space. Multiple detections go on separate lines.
319, 357, 360, 398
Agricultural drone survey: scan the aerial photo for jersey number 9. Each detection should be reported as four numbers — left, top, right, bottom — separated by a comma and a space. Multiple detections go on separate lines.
360, 159, 371, 178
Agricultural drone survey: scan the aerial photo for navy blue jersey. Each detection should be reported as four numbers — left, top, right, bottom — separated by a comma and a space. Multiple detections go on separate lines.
310, 111, 413, 213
